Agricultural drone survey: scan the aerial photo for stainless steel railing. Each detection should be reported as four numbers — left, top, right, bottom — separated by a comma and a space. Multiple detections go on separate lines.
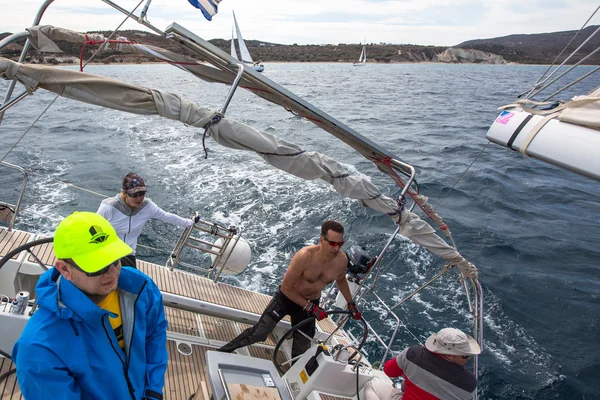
0, 162, 28, 231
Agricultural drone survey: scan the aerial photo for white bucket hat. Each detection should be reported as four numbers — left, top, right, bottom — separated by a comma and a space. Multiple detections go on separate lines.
425, 328, 481, 356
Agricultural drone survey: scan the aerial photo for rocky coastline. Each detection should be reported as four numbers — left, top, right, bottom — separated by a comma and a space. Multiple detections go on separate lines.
2, 25, 598, 65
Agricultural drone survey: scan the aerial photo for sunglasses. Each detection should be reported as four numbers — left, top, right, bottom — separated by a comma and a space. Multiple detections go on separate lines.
461, 355, 472, 360
69, 260, 120, 277
321, 236, 344, 247
127, 191, 146, 198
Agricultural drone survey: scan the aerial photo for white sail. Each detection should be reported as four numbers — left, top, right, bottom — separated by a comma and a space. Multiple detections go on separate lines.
232, 11, 254, 64
353, 45, 366, 66
230, 27, 238, 60
359, 46, 366, 63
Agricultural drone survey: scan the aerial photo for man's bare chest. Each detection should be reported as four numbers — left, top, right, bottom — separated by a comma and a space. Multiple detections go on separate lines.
301, 266, 338, 284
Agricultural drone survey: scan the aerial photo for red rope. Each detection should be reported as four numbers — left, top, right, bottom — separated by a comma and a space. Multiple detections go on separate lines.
79, 35, 138, 72
379, 156, 440, 224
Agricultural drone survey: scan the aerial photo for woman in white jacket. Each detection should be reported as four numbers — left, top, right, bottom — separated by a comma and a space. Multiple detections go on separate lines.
97, 173, 199, 268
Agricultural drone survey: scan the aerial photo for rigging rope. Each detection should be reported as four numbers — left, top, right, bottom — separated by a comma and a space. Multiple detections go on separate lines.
1, 0, 145, 163
528, 44, 600, 101
80, 37, 137, 72
8, 168, 172, 255
522, 5, 599, 99
542, 65, 600, 102
0, 97, 59, 163
525, 25, 600, 100
434, 142, 490, 212
80, 0, 145, 71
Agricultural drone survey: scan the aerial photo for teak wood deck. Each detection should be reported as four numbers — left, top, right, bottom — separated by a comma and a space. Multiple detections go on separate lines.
1, 229, 346, 399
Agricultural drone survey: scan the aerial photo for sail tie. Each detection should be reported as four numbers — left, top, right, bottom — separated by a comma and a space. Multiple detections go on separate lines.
380, 156, 442, 228
201, 112, 224, 159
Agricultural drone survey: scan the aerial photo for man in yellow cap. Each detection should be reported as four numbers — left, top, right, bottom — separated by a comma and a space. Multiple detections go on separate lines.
12, 212, 168, 400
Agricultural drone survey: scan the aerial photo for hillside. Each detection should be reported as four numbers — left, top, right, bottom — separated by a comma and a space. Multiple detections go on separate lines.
456, 25, 600, 64
1, 27, 597, 65
0, 31, 453, 64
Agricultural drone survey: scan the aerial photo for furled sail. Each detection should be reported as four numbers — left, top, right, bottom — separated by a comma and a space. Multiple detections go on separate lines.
21, 25, 457, 240
0, 57, 478, 280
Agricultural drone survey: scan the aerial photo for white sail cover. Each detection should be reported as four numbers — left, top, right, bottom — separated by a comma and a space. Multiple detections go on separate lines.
487, 86, 600, 181
558, 86, 600, 128
0, 57, 478, 279
232, 11, 254, 64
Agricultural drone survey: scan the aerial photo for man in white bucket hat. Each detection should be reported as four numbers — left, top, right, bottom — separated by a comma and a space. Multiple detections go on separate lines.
383, 327, 480, 399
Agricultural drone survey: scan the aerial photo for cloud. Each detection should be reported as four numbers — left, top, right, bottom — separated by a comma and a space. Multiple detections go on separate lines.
1, 0, 598, 46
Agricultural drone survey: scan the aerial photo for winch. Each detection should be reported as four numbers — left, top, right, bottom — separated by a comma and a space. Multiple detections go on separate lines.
282, 343, 374, 400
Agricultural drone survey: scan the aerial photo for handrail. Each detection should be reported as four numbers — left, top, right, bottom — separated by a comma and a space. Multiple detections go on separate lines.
368, 290, 401, 365
0, 91, 30, 115
0, 0, 56, 123
0, 162, 28, 231
472, 279, 484, 400
0, 31, 30, 50
166, 218, 243, 282
389, 264, 454, 311
219, 63, 245, 114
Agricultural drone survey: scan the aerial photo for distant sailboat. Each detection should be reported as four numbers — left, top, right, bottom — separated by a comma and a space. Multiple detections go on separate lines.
230, 11, 264, 72
353, 45, 366, 66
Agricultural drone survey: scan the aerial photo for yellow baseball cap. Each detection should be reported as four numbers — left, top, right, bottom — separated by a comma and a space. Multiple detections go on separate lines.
53, 212, 132, 273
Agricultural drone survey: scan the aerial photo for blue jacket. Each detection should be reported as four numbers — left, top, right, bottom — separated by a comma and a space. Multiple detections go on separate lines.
13, 267, 168, 400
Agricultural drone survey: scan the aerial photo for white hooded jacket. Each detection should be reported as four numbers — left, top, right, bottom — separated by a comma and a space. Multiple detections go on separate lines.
97, 194, 192, 254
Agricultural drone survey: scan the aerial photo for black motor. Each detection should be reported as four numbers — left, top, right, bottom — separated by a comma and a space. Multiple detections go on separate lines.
345, 245, 373, 277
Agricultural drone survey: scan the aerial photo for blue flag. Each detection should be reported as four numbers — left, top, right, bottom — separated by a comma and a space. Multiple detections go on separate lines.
188, 0, 222, 21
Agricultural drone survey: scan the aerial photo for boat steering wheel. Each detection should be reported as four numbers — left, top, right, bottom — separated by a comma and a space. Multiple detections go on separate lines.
0, 236, 54, 272
272, 310, 368, 376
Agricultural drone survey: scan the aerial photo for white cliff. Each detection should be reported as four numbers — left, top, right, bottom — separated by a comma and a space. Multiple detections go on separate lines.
436, 48, 506, 64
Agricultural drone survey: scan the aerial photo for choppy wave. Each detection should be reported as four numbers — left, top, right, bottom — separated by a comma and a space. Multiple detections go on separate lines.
1, 63, 599, 398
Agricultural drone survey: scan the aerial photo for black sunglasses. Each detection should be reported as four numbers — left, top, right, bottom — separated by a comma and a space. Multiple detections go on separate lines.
69, 260, 120, 277
127, 191, 146, 198
461, 355, 472, 359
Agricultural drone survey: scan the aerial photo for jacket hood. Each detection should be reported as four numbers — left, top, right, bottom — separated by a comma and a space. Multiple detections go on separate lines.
113, 193, 150, 216
35, 268, 108, 322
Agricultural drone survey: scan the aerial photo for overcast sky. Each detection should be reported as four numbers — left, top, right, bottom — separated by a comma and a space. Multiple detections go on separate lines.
2, 0, 598, 46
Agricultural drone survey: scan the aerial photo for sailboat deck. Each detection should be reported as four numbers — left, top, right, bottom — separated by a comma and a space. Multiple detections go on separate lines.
138, 261, 340, 334
0, 229, 339, 334
0, 206, 14, 225
0, 230, 346, 399
0, 229, 33, 260
0, 357, 19, 400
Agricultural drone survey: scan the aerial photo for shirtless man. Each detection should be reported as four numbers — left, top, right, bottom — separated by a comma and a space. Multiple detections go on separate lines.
218, 220, 362, 358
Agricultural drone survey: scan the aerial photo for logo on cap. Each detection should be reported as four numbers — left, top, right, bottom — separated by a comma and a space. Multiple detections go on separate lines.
89, 225, 109, 244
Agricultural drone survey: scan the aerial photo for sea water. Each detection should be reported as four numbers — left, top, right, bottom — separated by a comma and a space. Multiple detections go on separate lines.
1, 62, 598, 399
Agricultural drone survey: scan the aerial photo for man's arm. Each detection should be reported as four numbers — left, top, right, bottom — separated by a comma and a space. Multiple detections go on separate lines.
384, 348, 409, 378
144, 280, 168, 399
14, 343, 82, 399
280, 249, 311, 307
335, 253, 353, 303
